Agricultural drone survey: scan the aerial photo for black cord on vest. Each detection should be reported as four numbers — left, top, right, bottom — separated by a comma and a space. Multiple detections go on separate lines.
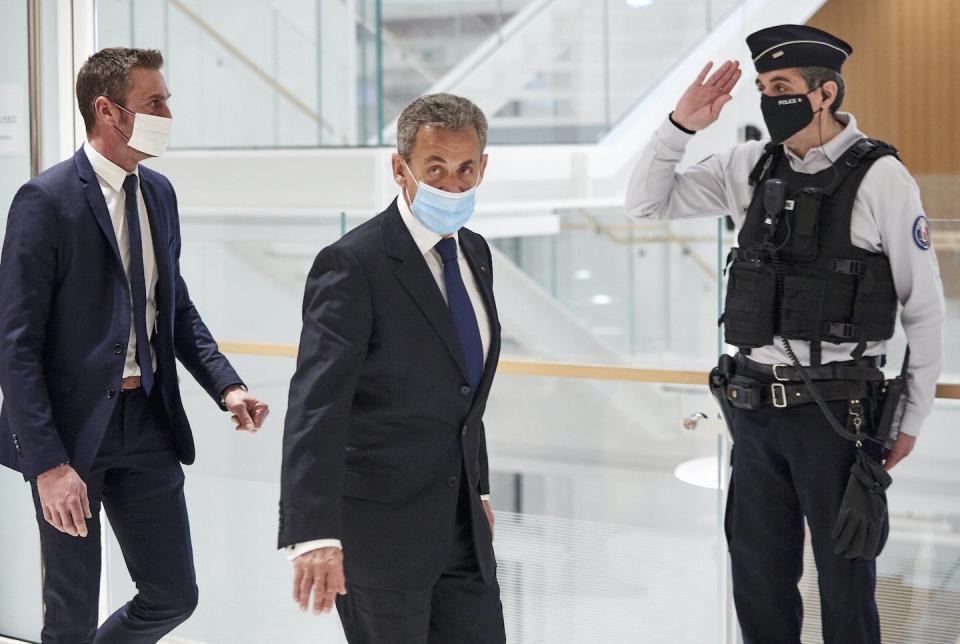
771, 251, 881, 445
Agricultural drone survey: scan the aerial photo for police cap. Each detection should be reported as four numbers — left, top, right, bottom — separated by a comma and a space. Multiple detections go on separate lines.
747, 24, 852, 73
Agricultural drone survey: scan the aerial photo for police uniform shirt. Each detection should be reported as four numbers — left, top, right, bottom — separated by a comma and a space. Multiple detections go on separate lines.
624, 112, 945, 437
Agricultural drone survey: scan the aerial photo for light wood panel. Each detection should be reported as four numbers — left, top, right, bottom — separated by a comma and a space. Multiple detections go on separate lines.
216, 341, 960, 398
807, 0, 960, 176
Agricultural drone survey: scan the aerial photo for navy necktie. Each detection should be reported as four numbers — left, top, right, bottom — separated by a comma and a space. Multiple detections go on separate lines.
122, 174, 154, 395
435, 237, 484, 392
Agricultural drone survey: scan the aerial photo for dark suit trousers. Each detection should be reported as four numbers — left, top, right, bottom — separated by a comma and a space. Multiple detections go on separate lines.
30, 388, 198, 644
336, 470, 506, 644
725, 375, 886, 644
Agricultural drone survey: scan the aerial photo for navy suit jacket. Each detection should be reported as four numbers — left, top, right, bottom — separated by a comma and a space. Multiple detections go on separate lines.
279, 200, 501, 591
0, 147, 242, 480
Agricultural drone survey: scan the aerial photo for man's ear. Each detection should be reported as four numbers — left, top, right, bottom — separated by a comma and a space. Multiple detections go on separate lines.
391, 153, 406, 187
819, 80, 838, 110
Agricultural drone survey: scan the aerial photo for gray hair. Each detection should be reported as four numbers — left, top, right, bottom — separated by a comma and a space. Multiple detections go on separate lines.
797, 66, 845, 114
396, 94, 488, 161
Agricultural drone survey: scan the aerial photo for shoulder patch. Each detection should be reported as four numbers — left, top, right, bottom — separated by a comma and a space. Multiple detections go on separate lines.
913, 215, 931, 251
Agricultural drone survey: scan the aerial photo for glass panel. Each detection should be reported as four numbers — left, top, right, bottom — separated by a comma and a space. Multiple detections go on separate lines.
105, 351, 727, 642
492, 210, 722, 369
94, 0, 748, 148
0, 0, 44, 639
486, 373, 728, 643
797, 397, 960, 644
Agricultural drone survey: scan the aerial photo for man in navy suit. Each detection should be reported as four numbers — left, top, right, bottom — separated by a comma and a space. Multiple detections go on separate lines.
0, 48, 269, 643
279, 94, 506, 643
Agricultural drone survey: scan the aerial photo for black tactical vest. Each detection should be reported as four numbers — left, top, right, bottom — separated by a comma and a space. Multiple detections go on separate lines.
722, 137, 900, 365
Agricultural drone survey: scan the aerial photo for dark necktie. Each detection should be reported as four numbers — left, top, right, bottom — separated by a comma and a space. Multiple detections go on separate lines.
435, 237, 484, 392
122, 174, 154, 395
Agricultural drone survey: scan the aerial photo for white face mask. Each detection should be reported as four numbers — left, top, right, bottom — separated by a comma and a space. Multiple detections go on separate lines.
111, 100, 172, 157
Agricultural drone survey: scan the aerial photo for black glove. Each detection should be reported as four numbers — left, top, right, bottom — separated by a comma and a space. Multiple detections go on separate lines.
831, 449, 892, 560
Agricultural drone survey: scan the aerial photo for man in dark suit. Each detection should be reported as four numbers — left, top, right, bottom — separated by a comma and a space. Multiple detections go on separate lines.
280, 93, 505, 643
0, 48, 269, 643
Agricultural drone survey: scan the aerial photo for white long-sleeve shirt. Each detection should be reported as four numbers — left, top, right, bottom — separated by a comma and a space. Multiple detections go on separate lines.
625, 113, 945, 437
288, 194, 492, 560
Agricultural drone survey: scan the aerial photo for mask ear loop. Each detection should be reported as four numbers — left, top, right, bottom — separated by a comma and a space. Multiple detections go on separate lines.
815, 86, 840, 193
400, 158, 419, 207
107, 98, 135, 144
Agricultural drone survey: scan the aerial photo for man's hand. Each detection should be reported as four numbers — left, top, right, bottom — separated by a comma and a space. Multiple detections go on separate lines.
36, 464, 92, 537
884, 433, 916, 471
292, 547, 346, 614
224, 386, 269, 432
672, 60, 742, 132
482, 499, 495, 539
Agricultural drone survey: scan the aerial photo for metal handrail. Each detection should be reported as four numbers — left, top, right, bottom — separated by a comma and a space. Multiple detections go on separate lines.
216, 341, 960, 399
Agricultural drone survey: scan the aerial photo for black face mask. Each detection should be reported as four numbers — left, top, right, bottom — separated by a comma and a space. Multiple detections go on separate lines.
761, 88, 822, 144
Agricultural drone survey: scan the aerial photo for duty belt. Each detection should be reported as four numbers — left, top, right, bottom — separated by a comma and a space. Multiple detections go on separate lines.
735, 354, 886, 383
726, 377, 872, 411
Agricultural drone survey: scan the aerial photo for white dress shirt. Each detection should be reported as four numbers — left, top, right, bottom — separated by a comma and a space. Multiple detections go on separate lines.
625, 113, 945, 436
288, 196, 494, 560
83, 142, 158, 376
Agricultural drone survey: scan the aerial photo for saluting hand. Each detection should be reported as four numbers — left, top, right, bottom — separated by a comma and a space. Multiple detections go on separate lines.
672, 60, 742, 132
36, 464, 93, 538
293, 547, 347, 614
224, 386, 270, 432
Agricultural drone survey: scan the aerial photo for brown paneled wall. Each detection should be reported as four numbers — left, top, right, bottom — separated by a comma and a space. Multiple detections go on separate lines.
808, 0, 959, 220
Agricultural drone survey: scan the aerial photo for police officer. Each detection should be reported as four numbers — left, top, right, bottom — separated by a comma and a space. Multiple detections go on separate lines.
625, 24, 945, 644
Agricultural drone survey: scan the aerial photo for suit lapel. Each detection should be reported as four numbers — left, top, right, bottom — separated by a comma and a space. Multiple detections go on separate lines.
74, 148, 123, 270
458, 229, 501, 405
383, 204, 471, 384
458, 231, 497, 342
139, 173, 174, 317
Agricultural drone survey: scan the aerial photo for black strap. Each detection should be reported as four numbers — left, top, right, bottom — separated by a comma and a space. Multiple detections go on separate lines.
748, 142, 782, 186
727, 378, 871, 409
737, 354, 886, 382
819, 138, 899, 198
810, 341, 822, 367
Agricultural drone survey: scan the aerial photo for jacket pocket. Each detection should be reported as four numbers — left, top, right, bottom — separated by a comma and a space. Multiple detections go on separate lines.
342, 468, 396, 504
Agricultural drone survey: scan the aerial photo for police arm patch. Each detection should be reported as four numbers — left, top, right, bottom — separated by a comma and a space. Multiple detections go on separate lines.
913, 215, 931, 251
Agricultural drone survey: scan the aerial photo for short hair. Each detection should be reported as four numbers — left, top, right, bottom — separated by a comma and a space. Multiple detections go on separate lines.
396, 93, 488, 161
797, 66, 845, 114
76, 48, 164, 133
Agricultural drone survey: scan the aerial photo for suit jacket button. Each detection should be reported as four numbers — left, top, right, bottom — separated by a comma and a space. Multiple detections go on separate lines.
447, 476, 458, 488
114, 343, 123, 355
106, 387, 116, 399
460, 385, 471, 396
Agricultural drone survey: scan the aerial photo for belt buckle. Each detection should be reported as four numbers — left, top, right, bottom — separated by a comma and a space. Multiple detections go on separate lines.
771, 364, 790, 381
771, 383, 787, 408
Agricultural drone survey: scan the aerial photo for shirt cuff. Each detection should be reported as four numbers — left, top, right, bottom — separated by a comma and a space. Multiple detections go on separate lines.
668, 111, 697, 135
657, 115, 696, 152
897, 406, 926, 438
480, 494, 490, 502
287, 539, 342, 561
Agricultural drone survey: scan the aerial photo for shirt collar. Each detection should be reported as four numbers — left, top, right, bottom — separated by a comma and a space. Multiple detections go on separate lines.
395, 192, 459, 257
83, 141, 138, 193
783, 112, 863, 167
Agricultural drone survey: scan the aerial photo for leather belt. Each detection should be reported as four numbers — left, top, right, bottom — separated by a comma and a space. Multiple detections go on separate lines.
727, 377, 872, 410
121, 376, 142, 390
736, 354, 886, 382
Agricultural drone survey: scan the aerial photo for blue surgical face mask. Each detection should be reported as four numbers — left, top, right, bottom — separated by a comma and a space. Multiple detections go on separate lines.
402, 159, 479, 235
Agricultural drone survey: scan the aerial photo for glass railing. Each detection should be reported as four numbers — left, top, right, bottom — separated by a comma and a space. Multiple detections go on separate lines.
93, 0, 744, 148
87, 212, 954, 643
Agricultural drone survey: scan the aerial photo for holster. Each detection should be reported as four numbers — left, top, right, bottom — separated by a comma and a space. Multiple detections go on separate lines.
708, 354, 737, 439
872, 348, 910, 449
